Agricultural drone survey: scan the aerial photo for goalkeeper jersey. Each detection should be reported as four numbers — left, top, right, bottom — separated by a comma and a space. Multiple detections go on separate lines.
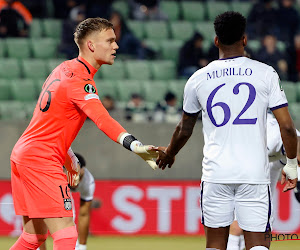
11, 56, 125, 168
183, 56, 287, 184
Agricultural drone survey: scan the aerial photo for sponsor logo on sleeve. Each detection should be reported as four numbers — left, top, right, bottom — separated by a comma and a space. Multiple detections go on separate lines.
84, 93, 100, 100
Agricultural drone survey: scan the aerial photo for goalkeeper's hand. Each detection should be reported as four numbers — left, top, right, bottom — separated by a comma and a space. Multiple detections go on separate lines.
64, 152, 80, 188
130, 141, 159, 170
281, 157, 298, 192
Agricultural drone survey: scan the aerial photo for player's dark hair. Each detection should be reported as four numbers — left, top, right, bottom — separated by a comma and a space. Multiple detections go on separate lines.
74, 17, 113, 47
214, 11, 246, 45
75, 153, 86, 167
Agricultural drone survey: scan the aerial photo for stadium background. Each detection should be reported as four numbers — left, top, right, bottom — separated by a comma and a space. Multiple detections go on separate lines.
0, 0, 300, 249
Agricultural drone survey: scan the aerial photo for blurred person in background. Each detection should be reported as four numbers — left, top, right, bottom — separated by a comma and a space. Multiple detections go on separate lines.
153, 92, 181, 124
125, 93, 149, 123
255, 34, 289, 80
59, 5, 86, 59
101, 95, 115, 113
247, 0, 278, 40
39, 153, 96, 250
86, 0, 113, 19
129, 0, 167, 21
52, 0, 83, 19
277, 0, 299, 44
177, 32, 208, 78
109, 10, 155, 59
287, 33, 300, 81
0, 0, 32, 37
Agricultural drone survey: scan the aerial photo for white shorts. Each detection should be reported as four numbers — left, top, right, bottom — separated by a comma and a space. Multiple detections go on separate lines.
200, 182, 273, 232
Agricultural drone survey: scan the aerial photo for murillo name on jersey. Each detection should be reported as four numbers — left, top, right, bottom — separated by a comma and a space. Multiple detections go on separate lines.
207, 67, 253, 80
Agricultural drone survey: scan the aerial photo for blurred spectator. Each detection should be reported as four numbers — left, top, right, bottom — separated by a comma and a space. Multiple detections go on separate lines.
255, 34, 289, 80
109, 10, 155, 59
277, 0, 299, 44
153, 92, 181, 124
0, 0, 32, 37
177, 32, 208, 78
21, 0, 46, 18
101, 95, 115, 112
125, 93, 149, 123
129, 0, 167, 20
59, 5, 85, 59
52, 0, 83, 19
86, 0, 113, 19
287, 33, 300, 81
247, 0, 278, 40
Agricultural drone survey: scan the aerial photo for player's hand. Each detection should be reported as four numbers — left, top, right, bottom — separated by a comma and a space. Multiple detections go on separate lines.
64, 154, 80, 188
67, 162, 80, 188
281, 163, 298, 192
131, 142, 159, 170
154, 146, 175, 170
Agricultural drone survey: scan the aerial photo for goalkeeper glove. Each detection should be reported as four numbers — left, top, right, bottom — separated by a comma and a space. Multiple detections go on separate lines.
64, 148, 80, 187
119, 133, 158, 170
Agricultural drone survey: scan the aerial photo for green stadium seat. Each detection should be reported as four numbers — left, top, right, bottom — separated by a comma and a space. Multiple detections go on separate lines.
11, 78, 37, 101
94, 80, 118, 100
276, 41, 286, 52
0, 39, 7, 57
247, 40, 261, 54
127, 20, 144, 40
161, 1, 180, 21
168, 80, 186, 104
0, 59, 21, 79
231, 2, 252, 17
22, 59, 49, 79
180, 1, 206, 21
0, 101, 27, 120
47, 59, 65, 72
42, 19, 62, 39
31, 38, 58, 59
125, 60, 151, 80
6, 38, 31, 59
144, 80, 169, 104
34, 78, 45, 93
24, 101, 37, 119
100, 61, 126, 80
0, 79, 12, 100
30, 19, 43, 38
296, 82, 300, 102
169, 21, 194, 41
150, 60, 176, 80
160, 39, 183, 62
281, 82, 297, 103
116, 80, 144, 102
143, 39, 161, 54
207, 1, 231, 21
144, 21, 169, 40
112, 1, 130, 18
289, 103, 300, 121
194, 22, 215, 42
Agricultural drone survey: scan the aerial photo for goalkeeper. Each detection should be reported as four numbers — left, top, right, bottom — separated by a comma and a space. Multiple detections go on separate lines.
9, 17, 159, 250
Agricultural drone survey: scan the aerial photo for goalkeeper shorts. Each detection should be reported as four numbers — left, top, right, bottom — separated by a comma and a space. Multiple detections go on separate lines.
200, 182, 273, 232
11, 160, 73, 218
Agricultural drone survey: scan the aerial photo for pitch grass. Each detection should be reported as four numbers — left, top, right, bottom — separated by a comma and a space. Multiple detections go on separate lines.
1, 236, 299, 249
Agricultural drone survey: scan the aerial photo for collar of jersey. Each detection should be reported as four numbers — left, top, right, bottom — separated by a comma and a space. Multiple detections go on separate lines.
218, 56, 244, 60
77, 56, 97, 78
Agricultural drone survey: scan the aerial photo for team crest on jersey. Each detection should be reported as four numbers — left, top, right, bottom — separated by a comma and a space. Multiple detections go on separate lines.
84, 84, 96, 93
64, 198, 72, 210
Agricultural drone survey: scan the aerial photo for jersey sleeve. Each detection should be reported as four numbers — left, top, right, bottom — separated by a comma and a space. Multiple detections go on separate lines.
68, 80, 126, 142
183, 77, 202, 115
267, 67, 288, 110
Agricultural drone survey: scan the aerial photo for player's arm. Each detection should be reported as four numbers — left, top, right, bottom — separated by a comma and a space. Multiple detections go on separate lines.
272, 107, 298, 192
156, 112, 199, 170
78, 199, 92, 246
82, 102, 159, 170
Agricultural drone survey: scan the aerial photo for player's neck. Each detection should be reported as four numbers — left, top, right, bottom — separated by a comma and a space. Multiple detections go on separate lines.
218, 47, 244, 60
78, 52, 101, 70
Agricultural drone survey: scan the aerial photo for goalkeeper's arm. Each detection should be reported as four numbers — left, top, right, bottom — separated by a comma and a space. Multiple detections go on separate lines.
82, 102, 158, 170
